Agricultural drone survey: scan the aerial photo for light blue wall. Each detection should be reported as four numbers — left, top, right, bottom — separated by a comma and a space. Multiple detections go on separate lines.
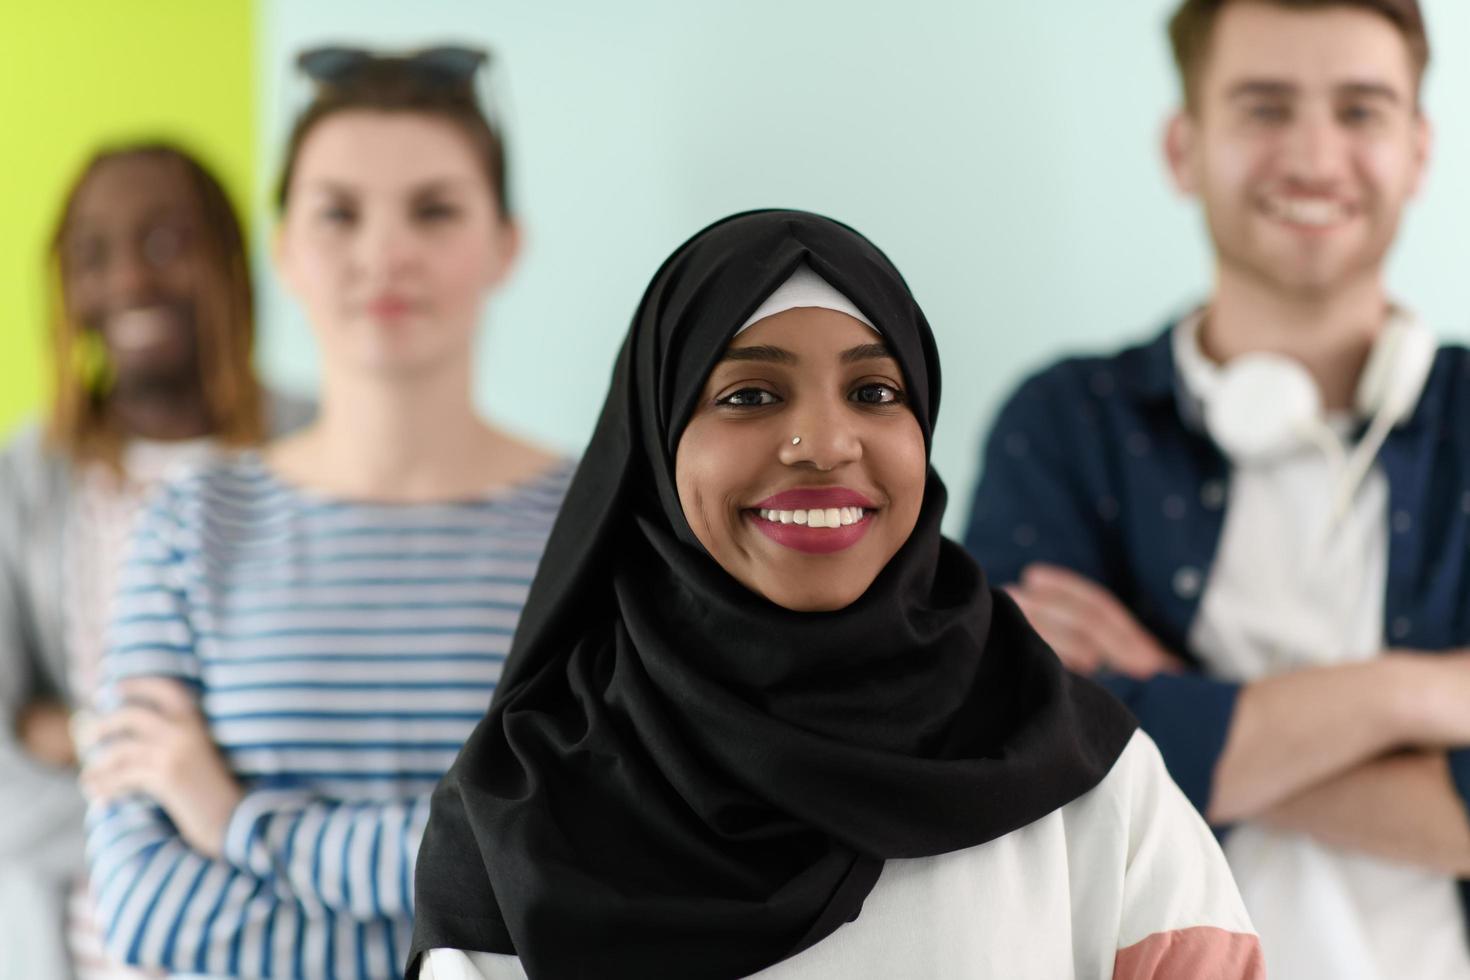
256, 1, 1470, 536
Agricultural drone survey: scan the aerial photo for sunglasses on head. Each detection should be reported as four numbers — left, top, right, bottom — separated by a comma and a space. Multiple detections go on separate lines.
296, 45, 490, 91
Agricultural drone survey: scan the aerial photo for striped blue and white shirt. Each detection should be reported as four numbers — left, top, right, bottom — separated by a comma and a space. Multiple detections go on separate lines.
85, 452, 573, 980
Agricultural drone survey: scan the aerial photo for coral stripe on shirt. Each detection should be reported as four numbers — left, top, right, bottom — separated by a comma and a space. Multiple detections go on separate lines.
1114, 926, 1266, 980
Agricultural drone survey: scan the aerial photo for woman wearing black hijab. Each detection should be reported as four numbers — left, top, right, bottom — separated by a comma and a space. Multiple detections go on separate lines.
409, 210, 1262, 979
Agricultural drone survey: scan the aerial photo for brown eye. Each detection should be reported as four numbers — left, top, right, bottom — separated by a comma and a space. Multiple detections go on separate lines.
1246, 102, 1289, 124
851, 383, 902, 405
718, 387, 779, 408
318, 202, 356, 226
69, 237, 107, 275
415, 202, 461, 223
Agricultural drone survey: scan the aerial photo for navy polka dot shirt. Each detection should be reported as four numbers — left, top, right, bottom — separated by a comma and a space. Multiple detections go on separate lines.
964, 325, 1470, 840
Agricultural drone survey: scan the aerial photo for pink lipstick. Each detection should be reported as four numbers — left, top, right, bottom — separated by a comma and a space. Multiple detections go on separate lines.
747, 487, 878, 555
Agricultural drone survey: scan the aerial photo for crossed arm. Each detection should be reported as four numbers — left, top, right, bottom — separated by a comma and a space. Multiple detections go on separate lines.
82, 676, 432, 970
1009, 562, 1470, 876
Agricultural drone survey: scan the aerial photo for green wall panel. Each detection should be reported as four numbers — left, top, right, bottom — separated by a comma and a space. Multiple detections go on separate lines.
0, 0, 256, 439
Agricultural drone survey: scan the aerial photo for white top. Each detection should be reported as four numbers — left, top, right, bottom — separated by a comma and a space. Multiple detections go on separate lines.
419, 731, 1263, 980
1174, 314, 1470, 980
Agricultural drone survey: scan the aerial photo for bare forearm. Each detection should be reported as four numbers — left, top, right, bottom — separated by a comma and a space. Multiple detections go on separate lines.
1209, 653, 1470, 823
1259, 751, 1470, 877
1209, 659, 1408, 822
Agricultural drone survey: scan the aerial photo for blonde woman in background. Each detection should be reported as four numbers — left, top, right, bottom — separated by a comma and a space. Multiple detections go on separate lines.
80, 48, 570, 979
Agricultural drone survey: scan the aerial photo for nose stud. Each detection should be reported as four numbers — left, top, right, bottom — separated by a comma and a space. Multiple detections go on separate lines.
791, 436, 802, 446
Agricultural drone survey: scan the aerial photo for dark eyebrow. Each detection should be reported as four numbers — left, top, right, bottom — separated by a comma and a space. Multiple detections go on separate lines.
720, 342, 894, 366
67, 205, 190, 245
1228, 79, 1404, 104
840, 343, 894, 365
1337, 82, 1401, 104
139, 204, 193, 228
305, 178, 472, 197
1227, 80, 1297, 100
722, 344, 796, 364
411, 178, 475, 198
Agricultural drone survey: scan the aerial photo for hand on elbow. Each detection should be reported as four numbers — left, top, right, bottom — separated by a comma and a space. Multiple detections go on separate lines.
1008, 563, 1188, 679
80, 677, 243, 859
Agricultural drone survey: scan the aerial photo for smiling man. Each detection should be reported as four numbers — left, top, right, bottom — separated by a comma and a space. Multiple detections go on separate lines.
964, 3, 1470, 978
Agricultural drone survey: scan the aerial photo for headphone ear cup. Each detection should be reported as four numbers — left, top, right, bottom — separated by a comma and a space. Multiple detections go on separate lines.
1355, 318, 1436, 425
1205, 353, 1323, 462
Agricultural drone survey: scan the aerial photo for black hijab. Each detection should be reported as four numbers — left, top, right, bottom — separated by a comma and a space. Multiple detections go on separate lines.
409, 210, 1135, 979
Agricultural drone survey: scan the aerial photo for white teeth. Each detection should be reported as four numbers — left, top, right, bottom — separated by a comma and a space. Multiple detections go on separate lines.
1266, 197, 1349, 227
109, 306, 177, 351
757, 507, 869, 527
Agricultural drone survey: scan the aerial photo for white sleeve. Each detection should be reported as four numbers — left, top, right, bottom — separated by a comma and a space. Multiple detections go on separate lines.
1111, 731, 1266, 979
420, 948, 526, 980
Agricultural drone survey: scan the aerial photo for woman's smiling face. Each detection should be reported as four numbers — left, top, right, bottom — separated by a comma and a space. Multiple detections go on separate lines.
675, 306, 927, 612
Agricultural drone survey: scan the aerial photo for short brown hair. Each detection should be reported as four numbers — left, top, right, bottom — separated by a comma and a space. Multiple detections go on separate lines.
275, 56, 511, 219
1169, 0, 1430, 110
47, 143, 264, 466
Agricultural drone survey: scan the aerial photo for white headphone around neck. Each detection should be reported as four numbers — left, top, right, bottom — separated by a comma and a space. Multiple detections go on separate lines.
1197, 312, 1436, 524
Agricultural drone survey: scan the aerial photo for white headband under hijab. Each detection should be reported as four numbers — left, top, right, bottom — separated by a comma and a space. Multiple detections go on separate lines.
735, 264, 880, 336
